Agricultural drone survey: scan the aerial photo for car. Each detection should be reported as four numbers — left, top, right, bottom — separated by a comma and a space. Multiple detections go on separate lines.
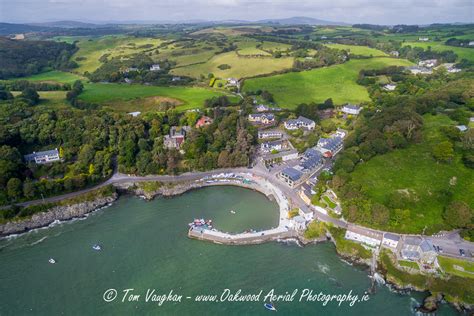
459, 249, 465, 257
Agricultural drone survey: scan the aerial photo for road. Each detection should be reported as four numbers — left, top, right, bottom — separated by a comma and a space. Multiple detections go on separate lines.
4, 166, 473, 260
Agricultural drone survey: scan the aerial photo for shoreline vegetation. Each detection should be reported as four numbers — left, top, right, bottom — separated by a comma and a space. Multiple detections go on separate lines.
1, 179, 472, 311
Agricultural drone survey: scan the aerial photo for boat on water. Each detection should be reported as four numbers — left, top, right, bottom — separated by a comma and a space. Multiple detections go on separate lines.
92, 244, 102, 251
48, 258, 56, 264
230, 210, 236, 214
264, 302, 277, 311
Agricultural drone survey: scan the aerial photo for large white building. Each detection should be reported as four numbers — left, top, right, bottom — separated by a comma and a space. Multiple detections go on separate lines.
344, 225, 383, 248
284, 116, 315, 130
382, 233, 400, 249
24, 149, 61, 164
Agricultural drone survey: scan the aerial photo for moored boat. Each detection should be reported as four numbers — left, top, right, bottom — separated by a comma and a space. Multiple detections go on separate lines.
48, 258, 56, 264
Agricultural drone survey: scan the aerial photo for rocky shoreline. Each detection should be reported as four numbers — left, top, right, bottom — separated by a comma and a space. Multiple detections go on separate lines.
0, 193, 118, 237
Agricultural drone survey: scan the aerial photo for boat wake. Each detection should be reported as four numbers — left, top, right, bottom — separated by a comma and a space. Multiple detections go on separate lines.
30, 236, 47, 246
317, 262, 330, 275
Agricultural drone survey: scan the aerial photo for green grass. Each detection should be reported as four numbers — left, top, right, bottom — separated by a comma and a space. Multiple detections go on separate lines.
380, 250, 474, 305
15, 71, 85, 84
402, 41, 474, 62
328, 226, 372, 259
322, 196, 337, 209
438, 256, 474, 279
71, 35, 162, 74
243, 58, 413, 108
325, 44, 388, 57
171, 51, 294, 79
350, 114, 474, 233
398, 260, 420, 270
79, 83, 235, 111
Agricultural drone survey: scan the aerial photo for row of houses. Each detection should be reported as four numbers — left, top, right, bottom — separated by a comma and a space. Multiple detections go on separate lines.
344, 226, 437, 264
279, 149, 325, 188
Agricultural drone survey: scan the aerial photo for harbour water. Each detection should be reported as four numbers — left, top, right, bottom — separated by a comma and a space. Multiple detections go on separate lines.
0, 186, 459, 315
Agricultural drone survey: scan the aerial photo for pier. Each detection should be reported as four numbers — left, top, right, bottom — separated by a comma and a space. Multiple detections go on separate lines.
188, 227, 298, 245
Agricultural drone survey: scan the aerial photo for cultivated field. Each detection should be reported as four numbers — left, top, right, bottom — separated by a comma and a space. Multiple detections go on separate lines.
243, 57, 413, 108
16, 71, 85, 84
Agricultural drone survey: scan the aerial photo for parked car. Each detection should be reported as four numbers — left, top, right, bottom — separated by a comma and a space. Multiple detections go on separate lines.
459, 249, 465, 257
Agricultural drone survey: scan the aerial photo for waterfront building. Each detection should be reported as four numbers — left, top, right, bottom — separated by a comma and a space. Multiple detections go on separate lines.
279, 167, 303, 188
400, 237, 437, 263
382, 233, 400, 249
344, 225, 382, 248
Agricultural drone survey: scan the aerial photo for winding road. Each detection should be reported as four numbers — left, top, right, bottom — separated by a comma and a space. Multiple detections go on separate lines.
4, 166, 474, 260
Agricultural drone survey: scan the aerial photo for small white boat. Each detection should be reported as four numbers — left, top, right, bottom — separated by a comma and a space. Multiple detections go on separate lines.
92, 244, 102, 251
264, 302, 277, 311
230, 210, 236, 214
48, 258, 56, 264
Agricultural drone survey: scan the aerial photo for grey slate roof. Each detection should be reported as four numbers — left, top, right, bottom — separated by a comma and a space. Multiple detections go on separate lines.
384, 233, 400, 241
281, 167, 303, 181
24, 149, 59, 161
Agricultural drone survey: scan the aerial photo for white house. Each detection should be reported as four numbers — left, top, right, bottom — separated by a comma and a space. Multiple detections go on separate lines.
24, 149, 61, 164
407, 66, 433, 75
149, 64, 161, 71
258, 130, 283, 139
128, 111, 141, 117
344, 225, 383, 248
456, 125, 468, 132
418, 37, 429, 42
389, 50, 399, 57
298, 207, 314, 221
401, 237, 437, 263
290, 215, 307, 230
227, 78, 239, 86
418, 59, 438, 68
284, 116, 315, 130
341, 104, 362, 115
255, 104, 269, 112
261, 140, 288, 153
382, 233, 400, 249
383, 84, 397, 91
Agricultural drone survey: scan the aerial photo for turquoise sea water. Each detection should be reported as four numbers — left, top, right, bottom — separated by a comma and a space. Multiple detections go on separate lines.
0, 186, 459, 315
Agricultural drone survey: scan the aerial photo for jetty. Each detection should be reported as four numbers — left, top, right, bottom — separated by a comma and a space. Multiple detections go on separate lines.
188, 226, 298, 245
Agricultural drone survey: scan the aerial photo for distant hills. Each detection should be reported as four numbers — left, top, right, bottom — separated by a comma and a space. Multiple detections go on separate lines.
257, 16, 349, 26
28, 20, 102, 29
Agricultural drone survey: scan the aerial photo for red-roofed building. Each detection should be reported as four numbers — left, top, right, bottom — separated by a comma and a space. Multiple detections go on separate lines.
195, 116, 214, 128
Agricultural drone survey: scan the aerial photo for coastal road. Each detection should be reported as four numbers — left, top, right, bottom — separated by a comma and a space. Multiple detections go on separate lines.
3, 167, 473, 259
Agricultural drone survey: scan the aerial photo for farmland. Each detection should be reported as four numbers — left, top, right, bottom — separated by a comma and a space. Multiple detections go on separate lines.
14, 71, 85, 84
69, 35, 163, 74
171, 51, 294, 79
79, 83, 234, 111
402, 41, 474, 62
324, 44, 388, 57
243, 57, 413, 108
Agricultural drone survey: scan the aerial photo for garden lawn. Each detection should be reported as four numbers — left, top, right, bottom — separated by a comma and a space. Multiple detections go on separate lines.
79, 83, 235, 111
243, 58, 413, 109
350, 114, 474, 233
398, 260, 420, 270
438, 256, 474, 279
325, 44, 388, 57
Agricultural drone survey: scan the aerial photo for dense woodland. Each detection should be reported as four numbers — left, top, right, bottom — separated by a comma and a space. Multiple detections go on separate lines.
0, 38, 78, 79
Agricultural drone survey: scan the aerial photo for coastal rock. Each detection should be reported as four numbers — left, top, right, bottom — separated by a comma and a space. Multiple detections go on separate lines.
0, 194, 118, 236
418, 293, 442, 313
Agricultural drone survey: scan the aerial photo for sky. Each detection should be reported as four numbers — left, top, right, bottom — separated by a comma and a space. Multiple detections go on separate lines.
0, 0, 473, 25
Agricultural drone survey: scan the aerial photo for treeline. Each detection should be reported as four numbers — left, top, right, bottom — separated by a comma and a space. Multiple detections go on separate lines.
0, 93, 254, 207
398, 45, 457, 63
0, 37, 78, 79
1, 80, 71, 91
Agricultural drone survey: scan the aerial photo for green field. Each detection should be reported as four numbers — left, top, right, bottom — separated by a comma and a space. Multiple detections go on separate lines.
438, 256, 474, 279
325, 44, 388, 57
350, 114, 474, 233
171, 51, 294, 79
70, 35, 162, 74
15, 71, 85, 84
402, 41, 474, 62
243, 57, 413, 108
79, 83, 234, 111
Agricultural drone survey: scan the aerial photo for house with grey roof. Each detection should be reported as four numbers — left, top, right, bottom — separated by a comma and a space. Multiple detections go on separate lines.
248, 113, 275, 125
400, 237, 437, 263
258, 130, 283, 140
284, 116, 315, 130
316, 136, 343, 158
456, 125, 468, 132
261, 139, 289, 153
279, 167, 303, 188
341, 104, 362, 115
24, 149, 61, 164
382, 233, 400, 249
